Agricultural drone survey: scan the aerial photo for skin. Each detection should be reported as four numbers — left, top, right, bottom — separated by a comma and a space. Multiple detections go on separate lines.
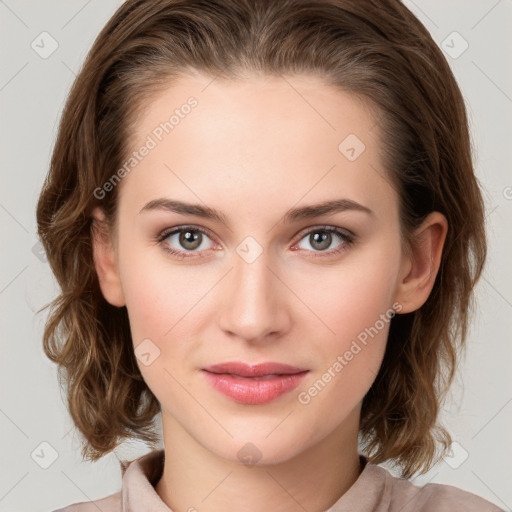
92, 71, 447, 512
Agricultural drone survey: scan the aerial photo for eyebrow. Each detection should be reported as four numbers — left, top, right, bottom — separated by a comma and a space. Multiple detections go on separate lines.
139, 197, 373, 226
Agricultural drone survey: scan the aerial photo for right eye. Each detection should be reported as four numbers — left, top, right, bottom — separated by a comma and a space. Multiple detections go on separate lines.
157, 226, 217, 259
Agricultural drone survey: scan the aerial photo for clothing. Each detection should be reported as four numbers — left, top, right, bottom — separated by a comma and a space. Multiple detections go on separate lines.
53, 449, 503, 512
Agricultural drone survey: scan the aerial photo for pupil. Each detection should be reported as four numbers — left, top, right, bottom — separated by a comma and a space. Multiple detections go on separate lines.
180, 230, 201, 250
312, 232, 331, 251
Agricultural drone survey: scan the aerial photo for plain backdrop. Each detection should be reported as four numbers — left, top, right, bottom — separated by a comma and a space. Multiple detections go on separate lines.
1, 1, 511, 511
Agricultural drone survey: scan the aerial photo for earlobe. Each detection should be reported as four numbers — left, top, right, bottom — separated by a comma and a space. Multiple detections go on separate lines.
91, 207, 126, 307
394, 212, 448, 314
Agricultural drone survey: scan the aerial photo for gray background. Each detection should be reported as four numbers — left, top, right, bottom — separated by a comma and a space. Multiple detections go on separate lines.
1, 1, 511, 511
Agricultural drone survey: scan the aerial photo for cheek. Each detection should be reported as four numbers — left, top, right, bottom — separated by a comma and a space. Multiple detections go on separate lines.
121, 272, 172, 343
118, 253, 201, 402
299, 245, 400, 346
118, 243, 213, 369
117, 230, 200, 333
116, 240, 178, 353
294, 242, 401, 405
296, 288, 394, 432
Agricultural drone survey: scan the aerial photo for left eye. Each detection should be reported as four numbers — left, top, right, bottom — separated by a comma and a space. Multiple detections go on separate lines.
294, 228, 352, 253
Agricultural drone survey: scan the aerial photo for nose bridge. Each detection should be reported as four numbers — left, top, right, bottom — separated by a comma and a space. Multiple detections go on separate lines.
218, 243, 289, 341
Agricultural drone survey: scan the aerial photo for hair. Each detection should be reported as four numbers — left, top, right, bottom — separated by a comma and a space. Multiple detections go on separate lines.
36, 0, 486, 479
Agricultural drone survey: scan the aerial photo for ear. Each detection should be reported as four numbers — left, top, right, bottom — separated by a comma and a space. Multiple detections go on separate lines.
91, 207, 126, 307
394, 211, 448, 314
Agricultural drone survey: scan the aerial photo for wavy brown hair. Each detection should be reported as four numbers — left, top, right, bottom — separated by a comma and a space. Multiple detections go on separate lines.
36, 0, 486, 478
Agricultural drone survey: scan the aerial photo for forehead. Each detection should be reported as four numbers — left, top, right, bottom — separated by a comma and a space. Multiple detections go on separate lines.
118, 72, 396, 221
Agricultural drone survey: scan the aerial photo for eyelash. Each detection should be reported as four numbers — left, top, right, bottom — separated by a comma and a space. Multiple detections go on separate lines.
155, 225, 355, 260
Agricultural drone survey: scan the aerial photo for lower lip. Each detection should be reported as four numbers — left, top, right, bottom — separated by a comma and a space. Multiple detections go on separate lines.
202, 370, 309, 405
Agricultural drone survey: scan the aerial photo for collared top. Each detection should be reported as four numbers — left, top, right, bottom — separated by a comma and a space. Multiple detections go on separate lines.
53, 449, 503, 512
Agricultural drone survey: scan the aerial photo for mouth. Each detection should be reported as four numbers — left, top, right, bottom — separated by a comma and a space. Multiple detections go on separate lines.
203, 361, 308, 377
201, 361, 309, 405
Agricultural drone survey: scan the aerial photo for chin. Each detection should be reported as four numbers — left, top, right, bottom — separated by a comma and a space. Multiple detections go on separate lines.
202, 427, 313, 467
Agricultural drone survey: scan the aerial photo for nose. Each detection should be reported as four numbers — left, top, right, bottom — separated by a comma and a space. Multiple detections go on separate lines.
217, 249, 291, 343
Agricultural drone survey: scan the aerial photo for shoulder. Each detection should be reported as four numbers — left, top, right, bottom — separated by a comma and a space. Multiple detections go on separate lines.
377, 465, 503, 512
51, 449, 165, 512
52, 490, 121, 512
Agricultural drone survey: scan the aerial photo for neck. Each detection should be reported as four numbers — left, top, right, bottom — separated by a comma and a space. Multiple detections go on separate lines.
155, 410, 363, 512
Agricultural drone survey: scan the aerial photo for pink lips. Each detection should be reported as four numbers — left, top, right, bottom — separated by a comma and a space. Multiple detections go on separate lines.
202, 362, 309, 405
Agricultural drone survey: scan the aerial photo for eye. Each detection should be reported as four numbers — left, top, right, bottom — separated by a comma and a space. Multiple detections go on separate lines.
156, 225, 355, 260
157, 226, 216, 258
292, 226, 354, 256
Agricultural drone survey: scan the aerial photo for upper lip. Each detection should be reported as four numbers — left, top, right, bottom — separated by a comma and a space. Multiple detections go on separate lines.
203, 362, 308, 377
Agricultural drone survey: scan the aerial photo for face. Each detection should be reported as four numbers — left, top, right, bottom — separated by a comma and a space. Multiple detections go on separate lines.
100, 71, 409, 465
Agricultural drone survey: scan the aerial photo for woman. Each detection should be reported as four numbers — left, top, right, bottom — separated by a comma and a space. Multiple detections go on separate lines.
37, 0, 502, 510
